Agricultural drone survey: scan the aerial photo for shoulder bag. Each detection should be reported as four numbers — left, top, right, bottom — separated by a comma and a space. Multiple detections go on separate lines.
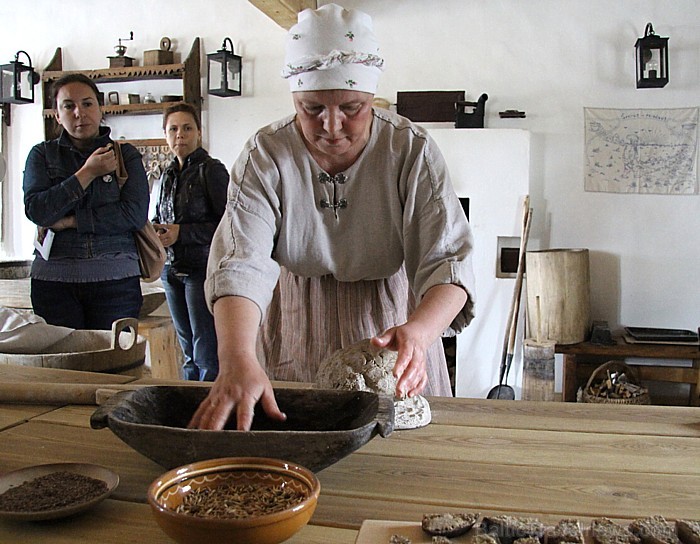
114, 142, 166, 282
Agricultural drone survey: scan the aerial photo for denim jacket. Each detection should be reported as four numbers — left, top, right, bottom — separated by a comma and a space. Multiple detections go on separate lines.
23, 127, 149, 262
153, 147, 228, 274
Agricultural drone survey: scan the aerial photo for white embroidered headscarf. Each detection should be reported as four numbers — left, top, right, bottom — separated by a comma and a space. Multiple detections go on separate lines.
282, 3, 385, 94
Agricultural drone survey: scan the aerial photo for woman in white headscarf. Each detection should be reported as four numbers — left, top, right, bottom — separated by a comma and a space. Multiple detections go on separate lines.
191, 3, 476, 431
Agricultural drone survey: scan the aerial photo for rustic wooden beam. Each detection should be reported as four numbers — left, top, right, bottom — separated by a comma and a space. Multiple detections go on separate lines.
248, 0, 316, 30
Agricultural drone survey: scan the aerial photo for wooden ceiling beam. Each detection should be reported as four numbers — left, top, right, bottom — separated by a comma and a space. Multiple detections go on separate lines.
248, 0, 317, 30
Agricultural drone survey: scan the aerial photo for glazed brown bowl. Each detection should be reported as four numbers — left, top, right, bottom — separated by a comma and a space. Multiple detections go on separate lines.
91, 386, 394, 472
148, 457, 319, 544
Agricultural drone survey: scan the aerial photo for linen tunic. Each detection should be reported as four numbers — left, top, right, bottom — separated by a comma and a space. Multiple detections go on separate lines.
206, 108, 476, 396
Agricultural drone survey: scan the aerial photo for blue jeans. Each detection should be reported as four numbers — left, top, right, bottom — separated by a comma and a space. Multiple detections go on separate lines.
30, 277, 142, 330
161, 265, 219, 381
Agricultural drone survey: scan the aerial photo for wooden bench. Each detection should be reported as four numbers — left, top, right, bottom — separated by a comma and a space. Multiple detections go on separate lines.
556, 337, 700, 406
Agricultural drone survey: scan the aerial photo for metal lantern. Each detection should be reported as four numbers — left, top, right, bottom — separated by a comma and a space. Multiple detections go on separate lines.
635, 23, 669, 89
0, 50, 39, 104
207, 38, 242, 97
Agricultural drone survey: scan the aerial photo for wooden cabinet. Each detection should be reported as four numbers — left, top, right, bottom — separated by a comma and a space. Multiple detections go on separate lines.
40, 37, 201, 142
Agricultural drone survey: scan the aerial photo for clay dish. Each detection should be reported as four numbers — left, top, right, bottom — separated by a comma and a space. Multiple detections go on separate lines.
148, 457, 319, 544
0, 463, 118, 521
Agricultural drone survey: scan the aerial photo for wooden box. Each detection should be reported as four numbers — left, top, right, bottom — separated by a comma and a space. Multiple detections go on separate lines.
144, 49, 174, 66
396, 90, 465, 122
108, 55, 134, 68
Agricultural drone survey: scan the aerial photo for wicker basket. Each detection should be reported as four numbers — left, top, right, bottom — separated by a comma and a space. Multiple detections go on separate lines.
581, 360, 651, 405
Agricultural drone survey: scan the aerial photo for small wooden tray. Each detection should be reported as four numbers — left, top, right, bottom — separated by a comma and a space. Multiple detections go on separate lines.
625, 327, 698, 343
356, 520, 477, 544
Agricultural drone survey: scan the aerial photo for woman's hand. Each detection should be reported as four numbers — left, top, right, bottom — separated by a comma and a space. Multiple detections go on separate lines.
372, 323, 429, 399
75, 145, 118, 189
153, 223, 180, 247
188, 353, 286, 431
371, 283, 468, 398
187, 296, 286, 431
49, 215, 77, 231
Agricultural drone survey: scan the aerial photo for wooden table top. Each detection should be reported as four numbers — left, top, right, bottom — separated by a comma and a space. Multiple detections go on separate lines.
1, 370, 699, 543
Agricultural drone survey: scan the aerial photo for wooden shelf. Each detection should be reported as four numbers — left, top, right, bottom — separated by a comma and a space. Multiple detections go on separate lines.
42, 38, 201, 140
42, 101, 188, 118
42, 64, 186, 84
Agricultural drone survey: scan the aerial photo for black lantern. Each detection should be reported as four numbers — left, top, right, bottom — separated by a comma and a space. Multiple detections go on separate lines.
207, 38, 242, 97
635, 22, 669, 88
0, 50, 40, 105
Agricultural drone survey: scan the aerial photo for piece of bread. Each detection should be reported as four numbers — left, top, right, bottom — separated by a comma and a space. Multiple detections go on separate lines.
481, 515, 546, 544
590, 518, 641, 544
629, 516, 681, 544
474, 534, 501, 544
432, 537, 454, 544
676, 520, 700, 544
516, 537, 544, 544
389, 535, 412, 544
545, 519, 584, 544
422, 512, 480, 538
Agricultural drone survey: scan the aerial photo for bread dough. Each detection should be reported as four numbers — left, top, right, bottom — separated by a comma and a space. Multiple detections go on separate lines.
315, 339, 432, 430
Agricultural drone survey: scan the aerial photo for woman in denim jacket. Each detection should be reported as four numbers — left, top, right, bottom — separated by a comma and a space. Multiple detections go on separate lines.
152, 103, 229, 381
23, 74, 149, 330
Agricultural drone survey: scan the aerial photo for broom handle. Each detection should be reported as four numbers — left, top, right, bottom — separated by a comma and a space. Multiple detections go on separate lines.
498, 197, 530, 382
506, 206, 533, 359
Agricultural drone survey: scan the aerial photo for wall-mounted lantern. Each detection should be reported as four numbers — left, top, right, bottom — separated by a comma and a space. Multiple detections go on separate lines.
1, 50, 40, 126
207, 38, 242, 97
635, 22, 669, 89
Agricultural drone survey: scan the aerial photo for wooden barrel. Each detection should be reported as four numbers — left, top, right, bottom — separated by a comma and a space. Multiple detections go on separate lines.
0, 318, 145, 376
525, 249, 591, 345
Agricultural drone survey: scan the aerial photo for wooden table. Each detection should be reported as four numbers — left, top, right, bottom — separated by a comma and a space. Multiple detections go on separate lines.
0, 278, 182, 380
557, 337, 700, 406
1, 371, 699, 543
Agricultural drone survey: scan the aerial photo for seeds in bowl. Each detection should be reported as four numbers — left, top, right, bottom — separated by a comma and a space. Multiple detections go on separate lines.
0, 471, 108, 512
175, 482, 307, 519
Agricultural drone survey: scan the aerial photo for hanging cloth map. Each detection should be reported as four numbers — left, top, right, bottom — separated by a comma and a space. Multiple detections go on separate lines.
584, 107, 698, 194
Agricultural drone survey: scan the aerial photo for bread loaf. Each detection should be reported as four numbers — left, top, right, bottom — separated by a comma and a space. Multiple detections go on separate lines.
516, 537, 544, 544
422, 512, 480, 538
545, 519, 584, 544
629, 516, 681, 544
474, 534, 501, 544
591, 518, 641, 544
481, 515, 546, 544
676, 520, 700, 544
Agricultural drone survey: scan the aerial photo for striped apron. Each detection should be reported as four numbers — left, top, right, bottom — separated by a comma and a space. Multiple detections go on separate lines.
257, 265, 452, 397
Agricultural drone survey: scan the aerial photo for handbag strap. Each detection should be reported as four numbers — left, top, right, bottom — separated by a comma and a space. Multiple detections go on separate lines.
113, 142, 128, 189
198, 157, 215, 211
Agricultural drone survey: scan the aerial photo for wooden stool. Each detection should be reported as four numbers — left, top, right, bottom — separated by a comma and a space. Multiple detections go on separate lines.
138, 315, 182, 380
557, 337, 700, 406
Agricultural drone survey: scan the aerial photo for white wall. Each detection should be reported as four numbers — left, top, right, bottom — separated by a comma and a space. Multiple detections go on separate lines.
1, 1, 698, 396
428, 129, 531, 398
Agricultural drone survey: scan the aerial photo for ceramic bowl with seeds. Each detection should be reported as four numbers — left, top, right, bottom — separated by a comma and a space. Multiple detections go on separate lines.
147, 457, 320, 544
